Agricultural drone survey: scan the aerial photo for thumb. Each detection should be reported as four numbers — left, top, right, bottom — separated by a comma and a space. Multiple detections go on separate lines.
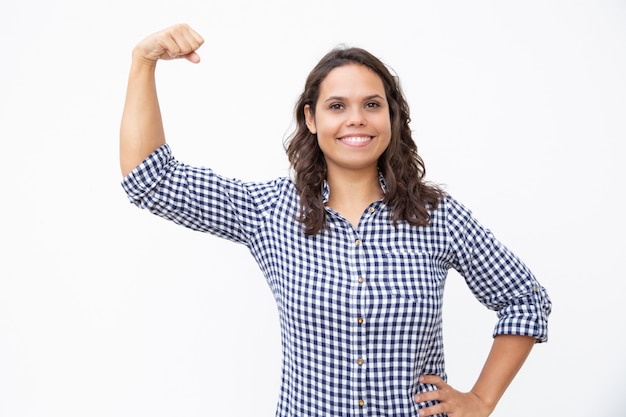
183, 51, 201, 64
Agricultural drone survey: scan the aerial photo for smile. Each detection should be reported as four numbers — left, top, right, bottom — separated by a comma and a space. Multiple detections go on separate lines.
339, 136, 373, 144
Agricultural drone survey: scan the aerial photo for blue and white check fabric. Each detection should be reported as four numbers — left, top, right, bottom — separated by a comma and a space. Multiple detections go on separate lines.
122, 144, 551, 417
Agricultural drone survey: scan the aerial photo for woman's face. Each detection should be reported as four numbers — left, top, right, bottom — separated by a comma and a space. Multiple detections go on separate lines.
305, 64, 392, 176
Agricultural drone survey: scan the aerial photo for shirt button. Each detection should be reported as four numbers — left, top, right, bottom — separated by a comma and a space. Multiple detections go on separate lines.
358, 277, 364, 284
357, 317, 364, 324
355, 239, 361, 246
357, 358, 365, 365
533, 285, 539, 292
368, 207, 375, 213
358, 399, 365, 407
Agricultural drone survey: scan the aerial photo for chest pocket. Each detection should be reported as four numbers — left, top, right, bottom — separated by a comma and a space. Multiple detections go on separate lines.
383, 251, 442, 302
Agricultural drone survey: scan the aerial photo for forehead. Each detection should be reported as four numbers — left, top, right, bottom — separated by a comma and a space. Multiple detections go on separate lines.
318, 64, 386, 98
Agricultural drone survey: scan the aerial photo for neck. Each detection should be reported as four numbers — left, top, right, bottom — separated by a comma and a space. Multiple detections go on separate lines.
325, 166, 383, 208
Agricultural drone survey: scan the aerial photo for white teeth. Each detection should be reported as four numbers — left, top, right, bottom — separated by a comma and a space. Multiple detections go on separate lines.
341, 136, 372, 143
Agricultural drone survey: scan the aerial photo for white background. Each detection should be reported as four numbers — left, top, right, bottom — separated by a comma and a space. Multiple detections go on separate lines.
1, 1, 625, 416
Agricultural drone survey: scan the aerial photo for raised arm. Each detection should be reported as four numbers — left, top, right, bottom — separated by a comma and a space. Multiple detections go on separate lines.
119, 24, 204, 177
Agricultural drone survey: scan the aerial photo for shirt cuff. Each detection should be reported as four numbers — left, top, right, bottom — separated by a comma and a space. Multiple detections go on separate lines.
121, 144, 174, 206
493, 289, 551, 343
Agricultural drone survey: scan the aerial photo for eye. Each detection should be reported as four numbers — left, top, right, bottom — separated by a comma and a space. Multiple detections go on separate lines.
365, 101, 381, 109
329, 103, 344, 110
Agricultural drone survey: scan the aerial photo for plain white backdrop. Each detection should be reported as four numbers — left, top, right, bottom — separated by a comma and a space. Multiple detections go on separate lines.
1, 0, 624, 416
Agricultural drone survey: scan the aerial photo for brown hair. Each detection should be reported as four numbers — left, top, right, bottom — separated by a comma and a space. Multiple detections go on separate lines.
285, 46, 444, 235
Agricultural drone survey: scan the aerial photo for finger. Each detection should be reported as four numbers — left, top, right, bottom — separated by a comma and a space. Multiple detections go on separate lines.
178, 24, 205, 50
414, 388, 443, 404
414, 375, 448, 404
159, 24, 204, 60
171, 24, 204, 57
157, 36, 181, 60
177, 26, 204, 63
417, 403, 446, 417
163, 32, 190, 59
419, 374, 445, 387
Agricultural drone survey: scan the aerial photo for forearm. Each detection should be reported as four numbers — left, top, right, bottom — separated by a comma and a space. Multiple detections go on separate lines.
119, 52, 165, 177
470, 334, 535, 411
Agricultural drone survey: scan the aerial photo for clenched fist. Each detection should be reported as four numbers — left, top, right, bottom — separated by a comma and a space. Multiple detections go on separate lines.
133, 23, 205, 65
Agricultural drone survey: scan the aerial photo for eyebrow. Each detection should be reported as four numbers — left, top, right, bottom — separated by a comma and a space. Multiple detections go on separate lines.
323, 94, 386, 103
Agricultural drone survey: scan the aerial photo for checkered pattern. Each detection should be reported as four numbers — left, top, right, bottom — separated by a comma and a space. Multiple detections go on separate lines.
122, 144, 551, 417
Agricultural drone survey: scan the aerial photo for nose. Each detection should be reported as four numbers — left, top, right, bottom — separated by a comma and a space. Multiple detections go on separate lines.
347, 108, 366, 126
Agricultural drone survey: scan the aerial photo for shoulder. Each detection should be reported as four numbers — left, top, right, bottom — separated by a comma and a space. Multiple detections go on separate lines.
431, 194, 473, 224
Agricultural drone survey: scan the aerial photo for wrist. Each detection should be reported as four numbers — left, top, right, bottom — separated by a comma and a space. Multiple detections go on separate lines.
130, 46, 159, 72
469, 389, 497, 414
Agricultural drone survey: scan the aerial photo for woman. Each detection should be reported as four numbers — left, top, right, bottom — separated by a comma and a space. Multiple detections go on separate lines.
120, 23, 551, 417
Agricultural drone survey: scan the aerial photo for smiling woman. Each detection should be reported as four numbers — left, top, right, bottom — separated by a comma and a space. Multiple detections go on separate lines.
304, 64, 392, 227
120, 23, 551, 417
287, 47, 444, 236
306, 65, 391, 170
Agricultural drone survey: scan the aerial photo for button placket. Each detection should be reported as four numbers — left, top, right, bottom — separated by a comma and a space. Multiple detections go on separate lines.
352, 232, 368, 414
353, 232, 372, 415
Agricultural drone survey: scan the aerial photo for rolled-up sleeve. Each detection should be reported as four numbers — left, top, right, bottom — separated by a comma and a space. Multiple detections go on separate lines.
121, 144, 286, 246
444, 198, 552, 342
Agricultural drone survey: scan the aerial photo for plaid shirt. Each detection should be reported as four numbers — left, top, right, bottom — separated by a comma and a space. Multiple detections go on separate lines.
122, 144, 551, 417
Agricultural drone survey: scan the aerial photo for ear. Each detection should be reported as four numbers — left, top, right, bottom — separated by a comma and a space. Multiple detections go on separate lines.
304, 104, 317, 135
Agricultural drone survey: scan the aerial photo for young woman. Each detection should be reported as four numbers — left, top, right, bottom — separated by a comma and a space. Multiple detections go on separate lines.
120, 23, 551, 417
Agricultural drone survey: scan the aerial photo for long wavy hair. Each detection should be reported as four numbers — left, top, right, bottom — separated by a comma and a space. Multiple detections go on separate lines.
285, 46, 444, 235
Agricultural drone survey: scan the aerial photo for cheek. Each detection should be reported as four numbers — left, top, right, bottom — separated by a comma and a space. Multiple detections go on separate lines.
379, 121, 393, 148
377, 117, 392, 137
315, 118, 340, 137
